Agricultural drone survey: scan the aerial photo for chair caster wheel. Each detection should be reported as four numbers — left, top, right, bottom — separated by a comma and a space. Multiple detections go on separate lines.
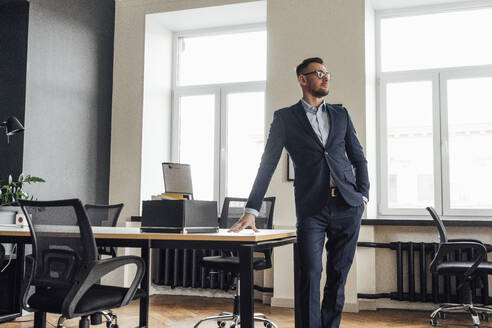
230, 324, 237, 328
217, 321, 226, 327
430, 318, 438, 326
480, 313, 489, 321
437, 312, 447, 319
264, 323, 273, 328
474, 325, 481, 328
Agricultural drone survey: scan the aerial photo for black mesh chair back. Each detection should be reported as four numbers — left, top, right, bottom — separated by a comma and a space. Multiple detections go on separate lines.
215, 196, 276, 268
426, 206, 448, 243
219, 197, 275, 230
22, 199, 97, 289
85, 203, 123, 258
84, 203, 123, 227
18, 199, 145, 326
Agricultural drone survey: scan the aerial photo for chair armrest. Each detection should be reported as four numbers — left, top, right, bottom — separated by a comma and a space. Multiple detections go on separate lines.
430, 242, 487, 279
448, 239, 492, 252
62, 255, 145, 317
448, 238, 485, 245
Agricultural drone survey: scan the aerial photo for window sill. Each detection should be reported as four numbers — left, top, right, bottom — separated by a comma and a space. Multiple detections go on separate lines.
362, 217, 492, 227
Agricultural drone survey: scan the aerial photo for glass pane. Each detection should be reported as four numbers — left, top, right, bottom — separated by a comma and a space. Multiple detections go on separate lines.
447, 76, 492, 209
381, 8, 492, 72
386, 81, 434, 208
178, 31, 266, 86
179, 95, 215, 200
226, 92, 265, 197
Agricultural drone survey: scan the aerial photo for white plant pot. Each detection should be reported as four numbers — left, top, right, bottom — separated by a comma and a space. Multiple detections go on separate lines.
0, 206, 27, 226
0, 209, 16, 225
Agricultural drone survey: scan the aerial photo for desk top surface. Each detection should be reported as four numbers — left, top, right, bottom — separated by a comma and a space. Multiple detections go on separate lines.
0, 226, 296, 242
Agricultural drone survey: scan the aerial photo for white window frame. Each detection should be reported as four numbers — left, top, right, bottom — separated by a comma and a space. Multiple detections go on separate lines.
378, 70, 441, 217
440, 66, 492, 217
171, 24, 266, 206
376, 3, 492, 218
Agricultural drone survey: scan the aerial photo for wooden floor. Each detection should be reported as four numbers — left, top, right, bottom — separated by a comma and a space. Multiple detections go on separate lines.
2, 295, 491, 328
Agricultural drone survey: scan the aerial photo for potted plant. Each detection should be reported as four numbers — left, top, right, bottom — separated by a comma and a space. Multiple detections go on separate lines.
0, 174, 45, 225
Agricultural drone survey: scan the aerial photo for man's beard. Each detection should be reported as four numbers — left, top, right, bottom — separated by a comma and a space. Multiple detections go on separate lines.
312, 87, 329, 98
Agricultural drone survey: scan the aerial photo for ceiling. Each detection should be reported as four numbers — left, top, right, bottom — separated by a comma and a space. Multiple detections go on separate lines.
147, 1, 266, 32
370, 0, 488, 10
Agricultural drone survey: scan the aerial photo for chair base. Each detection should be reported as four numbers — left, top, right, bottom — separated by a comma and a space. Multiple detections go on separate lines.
193, 312, 277, 328
56, 311, 118, 328
430, 303, 492, 328
194, 293, 277, 328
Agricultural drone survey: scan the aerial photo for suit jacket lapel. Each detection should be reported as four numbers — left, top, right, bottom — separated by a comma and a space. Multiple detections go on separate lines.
293, 101, 324, 149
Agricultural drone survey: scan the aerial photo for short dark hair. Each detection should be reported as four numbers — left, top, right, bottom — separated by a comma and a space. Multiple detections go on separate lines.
296, 57, 324, 77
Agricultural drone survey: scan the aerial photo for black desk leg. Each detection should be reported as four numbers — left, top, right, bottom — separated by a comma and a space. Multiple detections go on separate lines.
34, 312, 46, 328
140, 240, 150, 328
294, 242, 301, 328
239, 245, 254, 328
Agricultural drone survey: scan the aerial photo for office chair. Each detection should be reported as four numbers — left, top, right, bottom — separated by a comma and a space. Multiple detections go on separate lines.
194, 197, 277, 328
19, 199, 145, 328
426, 206, 492, 328
84, 203, 124, 325
84, 203, 124, 258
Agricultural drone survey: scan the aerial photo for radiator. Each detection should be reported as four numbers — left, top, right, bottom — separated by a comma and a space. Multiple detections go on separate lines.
358, 242, 491, 304
152, 248, 236, 290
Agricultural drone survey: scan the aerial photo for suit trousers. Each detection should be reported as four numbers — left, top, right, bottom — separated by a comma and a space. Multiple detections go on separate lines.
296, 196, 363, 328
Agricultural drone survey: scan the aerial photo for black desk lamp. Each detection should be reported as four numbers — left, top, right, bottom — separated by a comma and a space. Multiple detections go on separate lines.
1, 116, 24, 143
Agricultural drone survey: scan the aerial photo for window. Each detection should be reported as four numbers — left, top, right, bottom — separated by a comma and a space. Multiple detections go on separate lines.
172, 26, 266, 203
378, 5, 492, 217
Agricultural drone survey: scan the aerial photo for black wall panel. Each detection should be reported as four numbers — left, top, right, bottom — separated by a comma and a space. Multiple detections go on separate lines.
0, 1, 29, 184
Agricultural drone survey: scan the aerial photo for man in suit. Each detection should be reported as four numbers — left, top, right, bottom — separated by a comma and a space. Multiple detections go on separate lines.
229, 57, 369, 328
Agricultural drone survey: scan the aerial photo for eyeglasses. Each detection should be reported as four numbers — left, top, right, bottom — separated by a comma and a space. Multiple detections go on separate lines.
302, 70, 332, 80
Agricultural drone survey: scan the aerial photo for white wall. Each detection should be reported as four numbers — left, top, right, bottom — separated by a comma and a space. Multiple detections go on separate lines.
141, 15, 173, 202
111, 0, 492, 314
110, 0, 267, 287
111, 0, 368, 307
267, 0, 367, 311
110, 0, 264, 221
357, 0, 377, 310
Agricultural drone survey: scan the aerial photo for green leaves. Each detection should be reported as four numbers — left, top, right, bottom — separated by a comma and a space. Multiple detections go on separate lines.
0, 173, 45, 206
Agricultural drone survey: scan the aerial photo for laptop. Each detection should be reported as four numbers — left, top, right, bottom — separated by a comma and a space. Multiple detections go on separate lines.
141, 163, 218, 233
161, 162, 193, 199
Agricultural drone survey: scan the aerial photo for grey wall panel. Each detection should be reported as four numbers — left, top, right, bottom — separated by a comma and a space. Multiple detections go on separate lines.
23, 0, 114, 204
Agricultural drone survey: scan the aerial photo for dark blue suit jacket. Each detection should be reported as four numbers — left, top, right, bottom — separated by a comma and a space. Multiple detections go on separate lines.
246, 101, 369, 219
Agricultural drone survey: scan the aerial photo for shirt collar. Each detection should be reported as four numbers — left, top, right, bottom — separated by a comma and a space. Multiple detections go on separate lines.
300, 98, 326, 114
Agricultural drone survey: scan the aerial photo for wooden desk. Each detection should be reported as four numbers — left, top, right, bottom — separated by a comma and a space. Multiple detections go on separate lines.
0, 227, 297, 328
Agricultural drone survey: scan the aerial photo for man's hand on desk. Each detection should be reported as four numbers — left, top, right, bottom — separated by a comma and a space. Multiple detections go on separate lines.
228, 213, 259, 233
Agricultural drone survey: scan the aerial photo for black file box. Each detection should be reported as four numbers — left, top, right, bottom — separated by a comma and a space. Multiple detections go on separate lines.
141, 199, 219, 233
